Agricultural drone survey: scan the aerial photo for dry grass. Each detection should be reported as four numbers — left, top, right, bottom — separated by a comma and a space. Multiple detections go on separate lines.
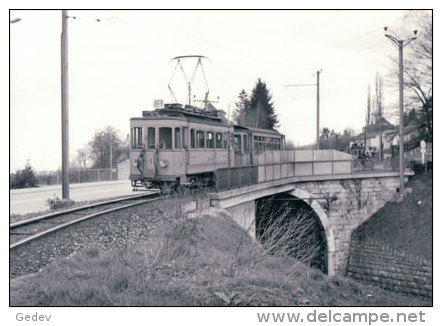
10, 202, 431, 306
354, 171, 432, 260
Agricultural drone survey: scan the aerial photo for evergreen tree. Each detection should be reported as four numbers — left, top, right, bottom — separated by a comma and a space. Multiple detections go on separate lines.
249, 79, 279, 129
233, 79, 279, 130
10, 160, 38, 188
232, 89, 251, 126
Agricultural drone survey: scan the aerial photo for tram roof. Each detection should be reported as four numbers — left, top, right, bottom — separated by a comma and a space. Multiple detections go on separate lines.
233, 125, 283, 136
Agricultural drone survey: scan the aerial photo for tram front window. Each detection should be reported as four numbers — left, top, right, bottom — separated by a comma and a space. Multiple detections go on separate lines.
147, 127, 155, 149
159, 127, 172, 149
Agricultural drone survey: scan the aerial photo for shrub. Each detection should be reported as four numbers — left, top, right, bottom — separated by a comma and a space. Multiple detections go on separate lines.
10, 161, 38, 189
46, 195, 75, 210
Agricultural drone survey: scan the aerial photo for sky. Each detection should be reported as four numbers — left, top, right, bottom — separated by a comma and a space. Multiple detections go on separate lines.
10, 9, 425, 172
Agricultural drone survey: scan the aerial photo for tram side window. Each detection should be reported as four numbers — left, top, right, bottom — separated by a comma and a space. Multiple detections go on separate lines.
183, 127, 188, 148
159, 127, 172, 149
243, 135, 249, 151
175, 127, 181, 149
216, 133, 223, 149
207, 132, 214, 148
276, 138, 281, 150
190, 129, 196, 148
233, 134, 242, 153
197, 130, 205, 148
254, 135, 265, 152
223, 133, 227, 149
132, 127, 143, 149
147, 127, 155, 149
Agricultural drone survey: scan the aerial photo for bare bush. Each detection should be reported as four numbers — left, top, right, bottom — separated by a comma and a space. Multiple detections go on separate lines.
46, 194, 75, 210
246, 199, 326, 274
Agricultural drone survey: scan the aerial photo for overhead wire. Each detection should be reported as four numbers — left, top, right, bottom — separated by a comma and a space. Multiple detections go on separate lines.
163, 21, 318, 73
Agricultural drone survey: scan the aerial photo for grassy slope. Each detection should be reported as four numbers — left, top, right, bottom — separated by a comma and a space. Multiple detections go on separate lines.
354, 171, 433, 260
10, 208, 430, 306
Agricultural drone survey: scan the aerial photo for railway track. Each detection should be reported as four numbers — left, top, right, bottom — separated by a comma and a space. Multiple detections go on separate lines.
10, 191, 160, 250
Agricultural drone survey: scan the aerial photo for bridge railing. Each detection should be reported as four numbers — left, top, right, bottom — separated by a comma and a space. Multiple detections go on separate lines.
215, 150, 353, 191
351, 157, 403, 172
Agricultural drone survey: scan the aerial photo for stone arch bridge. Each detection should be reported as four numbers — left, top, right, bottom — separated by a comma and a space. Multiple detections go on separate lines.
207, 152, 411, 276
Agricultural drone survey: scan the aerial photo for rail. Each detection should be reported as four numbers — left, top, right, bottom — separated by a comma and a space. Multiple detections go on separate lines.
10, 192, 160, 250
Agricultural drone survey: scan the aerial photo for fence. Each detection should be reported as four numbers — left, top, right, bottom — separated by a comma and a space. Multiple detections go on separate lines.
351, 154, 426, 172
215, 150, 353, 191
352, 157, 400, 172
36, 168, 118, 185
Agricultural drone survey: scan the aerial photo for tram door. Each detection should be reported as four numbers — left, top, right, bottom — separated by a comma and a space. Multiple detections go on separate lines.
144, 127, 157, 178
233, 133, 243, 167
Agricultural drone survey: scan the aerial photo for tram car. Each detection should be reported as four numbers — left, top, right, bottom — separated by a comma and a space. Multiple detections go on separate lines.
129, 103, 285, 191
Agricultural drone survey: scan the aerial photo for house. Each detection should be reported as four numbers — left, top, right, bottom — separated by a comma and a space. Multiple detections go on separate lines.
349, 117, 395, 157
350, 117, 424, 160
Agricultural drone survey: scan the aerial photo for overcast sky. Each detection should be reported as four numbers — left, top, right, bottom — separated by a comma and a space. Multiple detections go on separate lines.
10, 9, 425, 171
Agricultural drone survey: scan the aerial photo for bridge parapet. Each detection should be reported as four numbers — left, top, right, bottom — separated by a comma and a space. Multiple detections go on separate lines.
217, 150, 352, 191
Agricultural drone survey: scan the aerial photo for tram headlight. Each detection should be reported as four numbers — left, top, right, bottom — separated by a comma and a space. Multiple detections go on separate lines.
159, 159, 169, 168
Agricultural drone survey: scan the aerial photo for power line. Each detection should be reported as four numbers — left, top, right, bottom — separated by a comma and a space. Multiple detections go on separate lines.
163, 22, 317, 73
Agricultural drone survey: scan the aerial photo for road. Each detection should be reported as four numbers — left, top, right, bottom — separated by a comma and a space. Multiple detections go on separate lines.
10, 180, 139, 215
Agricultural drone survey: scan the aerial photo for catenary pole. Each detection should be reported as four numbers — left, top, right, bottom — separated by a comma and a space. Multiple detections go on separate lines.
398, 40, 404, 192
285, 69, 322, 149
61, 10, 70, 199
316, 70, 320, 150
384, 27, 417, 193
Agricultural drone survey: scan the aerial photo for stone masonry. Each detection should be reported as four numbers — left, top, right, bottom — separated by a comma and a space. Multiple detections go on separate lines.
209, 172, 410, 276
346, 235, 432, 297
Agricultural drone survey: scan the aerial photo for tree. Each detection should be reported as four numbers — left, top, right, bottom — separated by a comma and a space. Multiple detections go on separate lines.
390, 11, 432, 141
343, 127, 355, 138
76, 148, 89, 169
89, 126, 125, 169
320, 127, 331, 139
233, 79, 279, 130
364, 84, 372, 148
404, 108, 418, 126
232, 89, 251, 126
250, 79, 279, 129
10, 160, 38, 189
70, 148, 89, 170
374, 72, 384, 159
319, 127, 355, 151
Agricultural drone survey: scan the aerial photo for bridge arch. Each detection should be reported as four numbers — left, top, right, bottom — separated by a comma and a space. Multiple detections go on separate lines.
255, 188, 335, 274
288, 188, 336, 274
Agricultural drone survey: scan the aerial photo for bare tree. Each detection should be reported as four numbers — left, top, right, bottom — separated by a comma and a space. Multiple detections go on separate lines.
76, 148, 89, 169
374, 72, 384, 159
387, 10, 432, 140
404, 11, 432, 141
89, 126, 124, 169
365, 84, 372, 149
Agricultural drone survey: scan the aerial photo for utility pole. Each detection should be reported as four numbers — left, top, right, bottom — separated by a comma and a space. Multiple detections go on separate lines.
316, 70, 321, 150
109, 133, 113, 180
61, 10, 69, 199
285, 69, 322, 150
384, 27, 417, 193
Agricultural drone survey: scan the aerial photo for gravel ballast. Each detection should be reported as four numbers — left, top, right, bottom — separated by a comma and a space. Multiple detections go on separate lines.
10, 197, 183, 278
